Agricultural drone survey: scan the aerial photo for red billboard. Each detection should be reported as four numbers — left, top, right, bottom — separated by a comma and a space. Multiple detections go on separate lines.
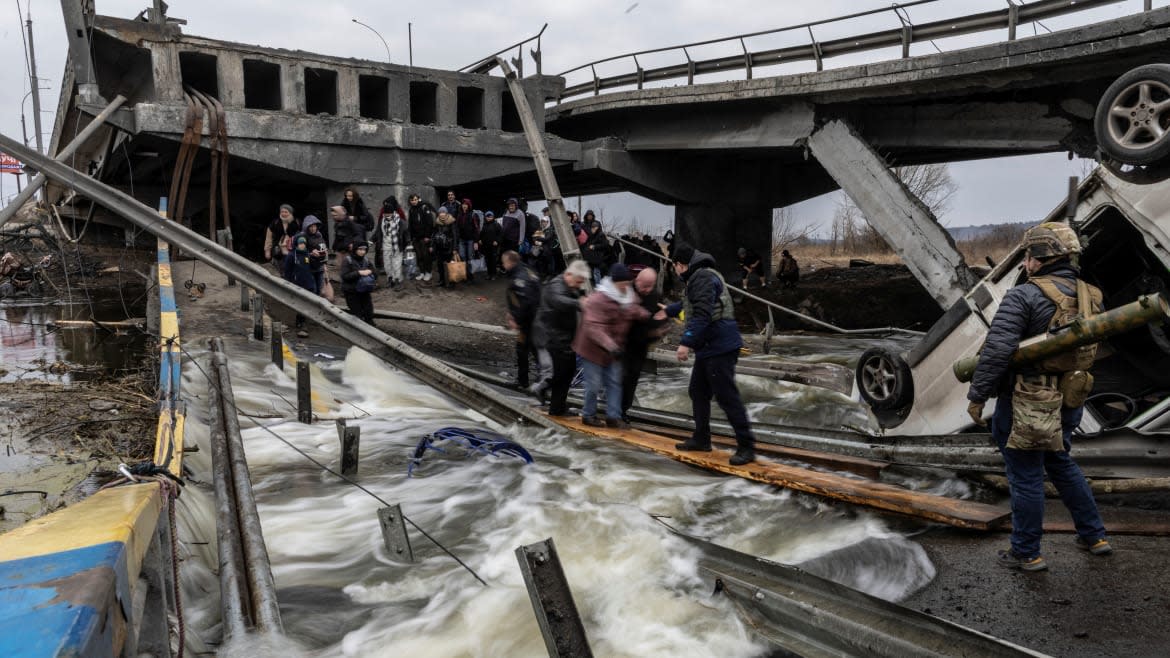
0, 153, 22, 175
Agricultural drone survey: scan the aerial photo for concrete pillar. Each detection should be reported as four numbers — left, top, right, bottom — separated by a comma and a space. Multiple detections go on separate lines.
216, 51, 245, 107
674, 203, 772, 280
436, 79, 457, 127
283, 63, 306, 114
387, 75, 409, 122
807, 119, 977, 309
151, 44, 183, 102
338, 70, 360, 118
483, 82, 503, 130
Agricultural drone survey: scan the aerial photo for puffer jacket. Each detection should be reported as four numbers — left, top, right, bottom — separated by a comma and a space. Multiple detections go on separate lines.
408, 202, 436, 242
506, 262, 542, 327
294, 216, 327, 273
572, 278, 649, 366
665, 248, 742, 359
968, 262, 1084, 403
582, 224, 613, 268
533, 274, 583, 353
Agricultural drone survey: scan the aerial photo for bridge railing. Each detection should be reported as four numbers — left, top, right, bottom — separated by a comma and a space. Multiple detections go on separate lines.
555, 0, 1134, 103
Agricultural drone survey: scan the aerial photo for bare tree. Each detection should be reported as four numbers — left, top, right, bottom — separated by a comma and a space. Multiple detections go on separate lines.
772, 206, 816, 264
829, 163, 957, 255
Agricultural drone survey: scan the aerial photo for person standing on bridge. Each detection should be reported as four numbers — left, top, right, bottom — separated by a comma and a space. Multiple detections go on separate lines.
455, 198, 480, 283
668, 243, 756, 466
340, 241, 376, 325
331, 205, 365, 274
501, 198, 526, 261
294, 215, 328, 297
263, 203, 300, 267
408, 194, 437, 282
573, 263, 648, 429
479, 211, 502, 280
283, 234, 318, 338
374, 196, 408, 289
621, 267, 668, 422
532, 259, 590, 414
503, 250, 542, 388
966, 223, 1111, 572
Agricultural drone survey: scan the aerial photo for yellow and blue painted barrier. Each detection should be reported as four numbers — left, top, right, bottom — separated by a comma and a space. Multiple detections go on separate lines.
0, 204, 185, 657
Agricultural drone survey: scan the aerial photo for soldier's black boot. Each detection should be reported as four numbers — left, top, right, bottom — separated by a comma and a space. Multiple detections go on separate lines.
729, 449, 756, 466
675, 439, 712, 452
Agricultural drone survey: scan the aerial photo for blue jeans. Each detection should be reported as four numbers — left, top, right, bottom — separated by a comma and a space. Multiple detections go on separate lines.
458, 240, 477, 262
581, 359, 622, 420
991, 392, 1106, 559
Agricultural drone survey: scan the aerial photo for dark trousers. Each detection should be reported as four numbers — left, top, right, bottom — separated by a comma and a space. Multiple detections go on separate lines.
548, 348, 577, 415
689, 351, 755, 452
621, 344, 650, 416
516, 322, 538, 387
343, 290, 375, 325
481, 244, 499, 278
992, 393, 1106, 559
413, 239, 433, 276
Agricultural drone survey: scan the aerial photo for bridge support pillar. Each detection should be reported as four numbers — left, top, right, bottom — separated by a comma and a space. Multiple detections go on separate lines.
807, 119, 977, 309
674, 203, 772, 280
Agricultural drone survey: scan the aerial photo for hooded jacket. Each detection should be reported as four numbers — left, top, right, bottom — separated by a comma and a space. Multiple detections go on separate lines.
572, 278, 649, 366
294, 216, 327, 272
533, 274, 583, 353
969, 261, 1086, 403
455, 198, 480, 240
666, 248, 742, 358
501, 207, 526, 244
582, 221, 613, 268
340, 249, 374, 294
282, 237, 318, 291
332, 213, 366, 252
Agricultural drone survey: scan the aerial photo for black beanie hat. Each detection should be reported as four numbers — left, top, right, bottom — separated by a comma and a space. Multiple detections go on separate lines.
673, 243, 695, 264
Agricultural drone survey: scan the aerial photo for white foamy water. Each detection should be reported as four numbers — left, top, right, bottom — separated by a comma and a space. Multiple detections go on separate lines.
175, 337, 937, 657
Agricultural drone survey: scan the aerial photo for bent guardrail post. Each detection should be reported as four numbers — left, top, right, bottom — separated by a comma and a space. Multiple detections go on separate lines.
516, 538, 593, 658
271, 322, 284, 370
0, 94, 126, 228
0, 132, 559, 432
297, 361, 312, 424
211, 339, 283, 634
377, 505, 413, 562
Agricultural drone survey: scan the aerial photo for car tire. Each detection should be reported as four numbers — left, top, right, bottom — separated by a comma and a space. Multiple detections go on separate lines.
856, 347, 914, 412
1095, 64, 1170, 166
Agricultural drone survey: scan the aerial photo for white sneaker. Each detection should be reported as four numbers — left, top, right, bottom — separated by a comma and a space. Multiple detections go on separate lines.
423, 273, 432, 281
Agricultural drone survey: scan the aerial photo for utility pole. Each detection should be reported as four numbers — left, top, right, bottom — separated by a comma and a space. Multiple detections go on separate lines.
26, 15, 45, 155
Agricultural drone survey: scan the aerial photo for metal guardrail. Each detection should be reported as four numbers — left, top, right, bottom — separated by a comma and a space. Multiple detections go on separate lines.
555, 0, 1127, 102
461, 23, 548, 77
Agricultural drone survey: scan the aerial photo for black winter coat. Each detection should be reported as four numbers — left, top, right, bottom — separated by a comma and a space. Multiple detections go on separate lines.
408, 203, 436, 242
332, 218, 366, 252
506, 262, 542, 327
582, 230, 612, 268
968, 262, 1083, 402
533, 275, 582, 352
342, 197, 375, 233
479, 219, 503, 246
340, 253, 374, 294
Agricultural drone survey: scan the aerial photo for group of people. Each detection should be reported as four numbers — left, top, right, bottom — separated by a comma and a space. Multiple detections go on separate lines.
504, 242, 757, 466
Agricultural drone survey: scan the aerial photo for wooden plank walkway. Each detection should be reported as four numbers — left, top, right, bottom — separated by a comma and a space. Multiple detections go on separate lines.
549, 414, 1011, 530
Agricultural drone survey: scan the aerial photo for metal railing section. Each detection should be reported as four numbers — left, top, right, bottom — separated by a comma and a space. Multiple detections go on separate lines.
555, 0, 1127, 102
461, 23, 548, 77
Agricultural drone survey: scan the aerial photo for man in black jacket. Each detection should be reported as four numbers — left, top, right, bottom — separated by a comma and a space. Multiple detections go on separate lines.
621, 268, 667, 421
479, 211, 503, 280
967, 222, 1110, 572
666, 243, 756, 466
503, 250, 542, 388
533, 259, 590, 415
408, 194, 436, 282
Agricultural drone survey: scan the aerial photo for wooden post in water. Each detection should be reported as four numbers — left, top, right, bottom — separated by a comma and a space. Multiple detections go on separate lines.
270, 322, 283, 371
252, 294, 264, 340
296, 361, 312, 424
336, 419, 360, 476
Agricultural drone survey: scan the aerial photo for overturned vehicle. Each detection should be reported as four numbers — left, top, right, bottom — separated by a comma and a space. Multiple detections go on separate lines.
856, 165, 1170, 451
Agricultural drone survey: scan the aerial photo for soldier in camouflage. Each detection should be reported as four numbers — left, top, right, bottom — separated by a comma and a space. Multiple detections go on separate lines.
967, 222, 1112, 572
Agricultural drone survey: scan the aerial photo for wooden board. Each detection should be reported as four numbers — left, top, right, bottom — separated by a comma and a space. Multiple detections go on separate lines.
549, 414, 1011, 531
634, 422, 889, 480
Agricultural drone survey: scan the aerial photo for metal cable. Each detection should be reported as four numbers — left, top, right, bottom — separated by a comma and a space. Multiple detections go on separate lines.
173, 341, 489, 587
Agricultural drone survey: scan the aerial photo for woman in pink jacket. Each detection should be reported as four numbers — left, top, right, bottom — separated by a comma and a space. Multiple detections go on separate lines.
572, 263, 649, 429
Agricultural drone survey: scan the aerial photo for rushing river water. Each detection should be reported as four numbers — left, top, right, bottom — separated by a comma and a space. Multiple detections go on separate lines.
175, 332, 937, 657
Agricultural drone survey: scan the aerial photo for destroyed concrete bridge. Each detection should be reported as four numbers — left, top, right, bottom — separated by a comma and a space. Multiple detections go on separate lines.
47, 0, 1170, 307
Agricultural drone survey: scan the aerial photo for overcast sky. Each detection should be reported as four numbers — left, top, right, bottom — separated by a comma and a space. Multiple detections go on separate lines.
0, 0, 1151, 234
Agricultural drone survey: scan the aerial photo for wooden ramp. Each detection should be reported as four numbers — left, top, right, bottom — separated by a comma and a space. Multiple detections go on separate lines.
549, 414, 1010, 531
